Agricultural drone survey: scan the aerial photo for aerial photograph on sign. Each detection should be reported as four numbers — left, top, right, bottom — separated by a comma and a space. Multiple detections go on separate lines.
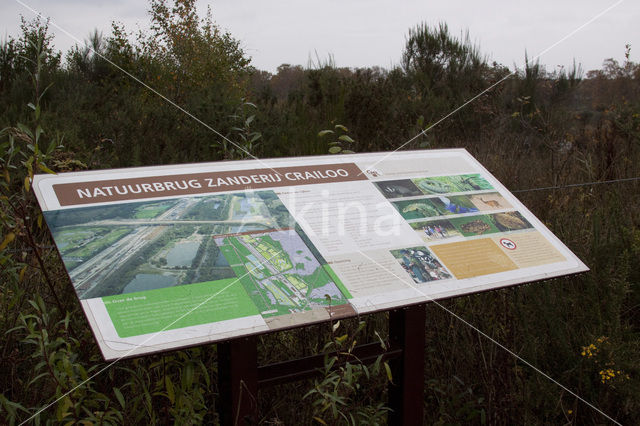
44, 190, 308, 299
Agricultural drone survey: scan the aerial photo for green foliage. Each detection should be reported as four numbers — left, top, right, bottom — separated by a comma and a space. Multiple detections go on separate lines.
217, 98, 262, 159
318, 124, 355, 154
10, 0, 254, 169
1, 26, 66, 318
304, 320, 391, 425
147, 0, 250, 88
401, 22, 488, 134
402, 22, 484, 92
12, 295, 124, 424
0, 37, 18, 95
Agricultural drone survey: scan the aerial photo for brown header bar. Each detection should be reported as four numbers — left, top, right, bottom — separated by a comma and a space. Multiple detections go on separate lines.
53, 163, 367, 206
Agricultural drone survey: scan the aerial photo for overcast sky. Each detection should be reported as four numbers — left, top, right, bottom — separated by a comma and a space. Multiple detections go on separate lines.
1, 0, 638, 74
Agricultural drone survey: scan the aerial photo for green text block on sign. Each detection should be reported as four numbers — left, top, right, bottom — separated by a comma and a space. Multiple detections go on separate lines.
103, 278, 259, 338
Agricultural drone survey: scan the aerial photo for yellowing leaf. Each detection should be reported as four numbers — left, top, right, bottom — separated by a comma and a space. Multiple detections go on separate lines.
113, 387, 126, 408
338, 135, 354, 143
384, 361, 393, 384
318, 130, 334, 137
24, 176, 30, 192
165, 375, 175, 404
0, 232, 15, 251
56, 396, 72, 421
37, 163, 56, 175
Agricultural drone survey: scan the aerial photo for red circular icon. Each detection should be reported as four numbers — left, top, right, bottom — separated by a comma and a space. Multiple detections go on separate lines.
500, 238, 517, 250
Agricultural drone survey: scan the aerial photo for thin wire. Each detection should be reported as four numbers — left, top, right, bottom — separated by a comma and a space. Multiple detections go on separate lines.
11, 0, 626, 178
10, 174, 633, 420
5, 172, 637, 256
511, 176, 640, 193
19, 246, 287, 425
12, 0, 281, 174
361, 0, 626, 175
356, 250, 621, 425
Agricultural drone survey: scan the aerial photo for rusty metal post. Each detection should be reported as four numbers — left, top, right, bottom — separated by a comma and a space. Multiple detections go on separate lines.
218, 336, 258, 425
388, 304, 426, 425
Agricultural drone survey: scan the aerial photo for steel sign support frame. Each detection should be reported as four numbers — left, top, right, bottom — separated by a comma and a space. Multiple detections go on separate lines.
217, 303, 426, 425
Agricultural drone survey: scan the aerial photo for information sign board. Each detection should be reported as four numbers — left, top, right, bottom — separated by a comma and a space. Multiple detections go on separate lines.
33, 149, 588, 360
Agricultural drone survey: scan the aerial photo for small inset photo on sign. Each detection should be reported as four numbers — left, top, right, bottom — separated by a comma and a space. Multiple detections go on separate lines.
412, 174, 493, 195
373, 179, 423, 199
412, 176, 457, 194
489, 211, 533, 232
449, 174, 494, 192
409, 219, 462, 242
431, 195, 479, 215
468, 192, 512, 211
391, 197, 444, 220
390, 246, 452, 283
449, 215, 500, 237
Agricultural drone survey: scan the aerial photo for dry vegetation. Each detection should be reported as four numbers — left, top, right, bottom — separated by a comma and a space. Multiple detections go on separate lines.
1, 1, 639, 424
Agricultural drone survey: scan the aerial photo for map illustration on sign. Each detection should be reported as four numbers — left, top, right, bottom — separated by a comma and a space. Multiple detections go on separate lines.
44, 190, 353, 338
33, 150, 588, 359
215, 229, 349, 317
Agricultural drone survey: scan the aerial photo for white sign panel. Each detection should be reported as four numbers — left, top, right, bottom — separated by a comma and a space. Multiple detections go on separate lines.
33, 149, 588, 360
